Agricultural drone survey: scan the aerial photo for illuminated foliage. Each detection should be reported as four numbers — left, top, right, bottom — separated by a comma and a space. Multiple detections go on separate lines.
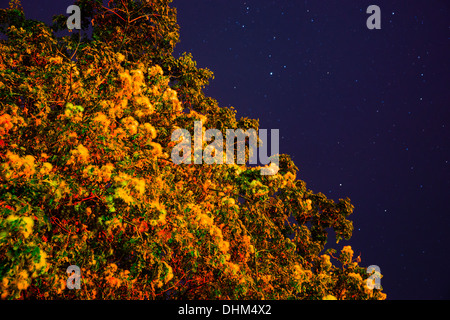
0, 0, 385, 300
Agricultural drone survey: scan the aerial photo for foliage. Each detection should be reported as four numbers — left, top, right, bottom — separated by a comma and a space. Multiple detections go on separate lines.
0, 0, 385, 300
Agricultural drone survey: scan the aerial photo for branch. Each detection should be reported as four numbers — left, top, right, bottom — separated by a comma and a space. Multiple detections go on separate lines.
101, 5, 126, 23
69, 30, 82, 61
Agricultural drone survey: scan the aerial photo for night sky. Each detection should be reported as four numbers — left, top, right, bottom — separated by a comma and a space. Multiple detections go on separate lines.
3, 0, 449, 300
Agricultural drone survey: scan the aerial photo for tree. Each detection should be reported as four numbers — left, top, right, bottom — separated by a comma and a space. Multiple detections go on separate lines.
0, 0, 386, 300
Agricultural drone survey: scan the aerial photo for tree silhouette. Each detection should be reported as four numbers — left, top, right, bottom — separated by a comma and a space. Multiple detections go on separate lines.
0, 0, 385, 299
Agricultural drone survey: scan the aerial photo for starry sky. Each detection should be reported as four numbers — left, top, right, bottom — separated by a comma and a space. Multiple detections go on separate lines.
2, 0, 449, 300
171, 0, 450, 300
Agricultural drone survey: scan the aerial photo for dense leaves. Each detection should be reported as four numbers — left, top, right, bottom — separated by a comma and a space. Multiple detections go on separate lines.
0, 0, 385, 299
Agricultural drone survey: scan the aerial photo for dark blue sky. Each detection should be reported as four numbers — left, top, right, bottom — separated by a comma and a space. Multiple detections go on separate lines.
4, 0, 449, 299
171, 0, 450, 300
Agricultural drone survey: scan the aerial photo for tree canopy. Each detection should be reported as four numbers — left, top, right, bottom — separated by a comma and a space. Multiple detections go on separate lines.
0, 0, 386, 299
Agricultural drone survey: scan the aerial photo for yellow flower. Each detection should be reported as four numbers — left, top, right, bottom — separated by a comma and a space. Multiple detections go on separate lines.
16, 270, 29, 290
97, 163, 114, 182
227, 262, 240, 275
22, 155, 36, 176
218, 240, 230, 253
109, 263, 118, 273
68, 144, 89, 164
128, 124, 138, 135
305, 199, 312, 211
5, 150, 20, 163
83, 165, 98, 179
293, 264, 305, 281
221, 197, 235, 207
141, 123, 157, 140
56, 278, 66, 294
162, 88, 182, 113
134, 96, 154, 115
6, 215, 34, 238
2, 152, 37, 179
197, 213, 213, 227
107, 276, 121, 288
149, 142, 162, 156
348, 272, 363, 282
209, 225, 223, 238
342, 245, 353, 256
163, 262, 173, 283
285, 172, 296, 181
340, 246, 354, 264
134, 179, 146, 195
112, 128, 126, 140
116, 52, 125, 63
321, 254, 332, 270
131, 69, 145, 83
148, 65, 163, 77
322, 295, 337, 300
157, 212, 167, 225
21, 217, 34, 238
68, 131, 78, 141
114, 187, 134, 205
49, 56, 63, 64
92, 112, 111, 129
17, 280, 29, 291
34, 250, 48, 271
121, 116, 139, 135
64, 103, 83, 119
78, 143, 89, 157
150, 85, 160, 96
0, 113, 13, 135
260, 274, 272, 283
113, 171, 132, 186
119, 70, 132, 84
40, 162, 53, 175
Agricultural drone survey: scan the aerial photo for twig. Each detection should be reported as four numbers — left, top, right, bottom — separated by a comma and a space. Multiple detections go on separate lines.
155, 272, 187, 296
101, 5, 126, 23
69, 29, 82, 61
